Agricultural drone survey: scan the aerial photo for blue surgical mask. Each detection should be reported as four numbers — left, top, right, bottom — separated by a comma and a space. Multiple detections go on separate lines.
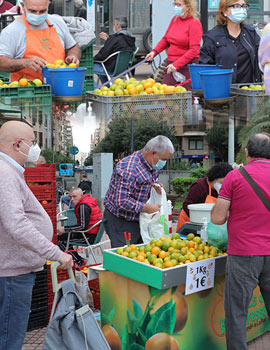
153, 159, 167, 170
229, 8, 247, 23
26, 12, 48, 26
174, 5, 183, 17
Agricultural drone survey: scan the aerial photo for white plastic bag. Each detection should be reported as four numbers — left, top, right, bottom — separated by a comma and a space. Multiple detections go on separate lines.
139, 187, 169, 243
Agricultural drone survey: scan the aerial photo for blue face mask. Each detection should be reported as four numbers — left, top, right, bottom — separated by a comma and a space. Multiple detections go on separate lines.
229, 8, 247, 23
153, 159, 167, 170
26, 12, 48, 26
174, 5, 183, 17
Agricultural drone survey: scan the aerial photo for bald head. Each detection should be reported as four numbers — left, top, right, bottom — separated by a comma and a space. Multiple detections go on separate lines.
0, 121, 35, 166
22, 0, 49, 15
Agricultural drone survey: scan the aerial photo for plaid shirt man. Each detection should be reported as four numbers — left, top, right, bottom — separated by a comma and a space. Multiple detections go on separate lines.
104, 150, 159, 221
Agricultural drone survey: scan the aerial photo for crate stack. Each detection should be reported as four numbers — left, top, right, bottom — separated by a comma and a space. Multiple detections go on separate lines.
24, 163, 57, 244
27, 266, 49, 331
81, 39, 95, 94
24, 164, 59, 323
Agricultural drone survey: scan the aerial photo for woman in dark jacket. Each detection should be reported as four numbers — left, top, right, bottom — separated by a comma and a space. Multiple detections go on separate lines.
199, 0, 262, 84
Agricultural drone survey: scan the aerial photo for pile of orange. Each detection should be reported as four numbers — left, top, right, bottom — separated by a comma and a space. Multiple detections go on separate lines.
115, 233, 226, 269
93, 77, 187, 97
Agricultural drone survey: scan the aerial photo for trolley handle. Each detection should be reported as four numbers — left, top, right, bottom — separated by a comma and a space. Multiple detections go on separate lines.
51, 261, 75, 293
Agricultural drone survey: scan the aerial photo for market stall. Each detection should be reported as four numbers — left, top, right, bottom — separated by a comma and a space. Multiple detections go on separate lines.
97, 246, 270, 350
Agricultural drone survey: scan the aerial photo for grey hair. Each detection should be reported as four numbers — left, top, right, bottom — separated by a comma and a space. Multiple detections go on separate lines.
70, 187, 83, 195
246, 133, 270, 159
74, 0, 84, 7
144, 135, 174, 155
115, 16, 128, 29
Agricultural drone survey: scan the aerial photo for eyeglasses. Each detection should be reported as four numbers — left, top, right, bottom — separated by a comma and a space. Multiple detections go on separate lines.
228, 3, 249, 9
21, 138, 38, 146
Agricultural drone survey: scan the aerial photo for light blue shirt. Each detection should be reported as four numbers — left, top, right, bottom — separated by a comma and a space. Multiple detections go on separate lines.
0, 152, 25, 174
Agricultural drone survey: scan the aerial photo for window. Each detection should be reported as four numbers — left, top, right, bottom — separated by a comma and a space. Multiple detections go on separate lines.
189, 138, 203, 150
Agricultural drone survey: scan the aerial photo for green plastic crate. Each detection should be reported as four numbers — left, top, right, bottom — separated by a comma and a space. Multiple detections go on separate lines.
0, 71, 10, 83
0, 85, 52, 127
83, 75, 94, 95
80, 39, 95, 76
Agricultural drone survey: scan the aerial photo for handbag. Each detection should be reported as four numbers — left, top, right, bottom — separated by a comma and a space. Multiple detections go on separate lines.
239, 167, 270, 212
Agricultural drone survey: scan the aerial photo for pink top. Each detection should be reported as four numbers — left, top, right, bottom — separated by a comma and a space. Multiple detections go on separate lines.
154, 15, 203, 70
219, 159, 270, 255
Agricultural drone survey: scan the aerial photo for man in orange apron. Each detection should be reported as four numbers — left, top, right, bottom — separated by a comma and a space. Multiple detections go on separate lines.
176, 163, 233, 231
0, 0, 81, 81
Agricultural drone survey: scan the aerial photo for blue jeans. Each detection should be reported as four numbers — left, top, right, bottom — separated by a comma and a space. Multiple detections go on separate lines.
0, 272, 36, 350
93, 63, 112, 88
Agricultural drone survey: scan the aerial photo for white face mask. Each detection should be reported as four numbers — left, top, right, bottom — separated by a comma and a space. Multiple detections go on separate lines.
20, 140, 41, 162
213, 182, 222, 193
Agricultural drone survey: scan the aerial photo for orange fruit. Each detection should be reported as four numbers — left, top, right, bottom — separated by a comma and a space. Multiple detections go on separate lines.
188, 241, 195, 248
143, 81, 152, 90
129, 244, 137, 250
19, 78, 28, 87
68, 63, 77, 68
41, 200, 48, 205
102, 325, 121, 350
152, 247, 161, 256
145, 87, 153, 94
145, 333, 179, 350
137, 255, 145, 262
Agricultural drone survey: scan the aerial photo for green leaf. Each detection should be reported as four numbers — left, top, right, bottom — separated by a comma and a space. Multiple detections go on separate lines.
145, 299, 173, 338
120, 325, 129, 350
27, 80, 36, 86
148, 285, 168, 299
140, 303, 153, 333
129, 343, 145, 350
132, 299, 143, 319
171, 286, 177, 295
137, 327, 148, 345
127, 309, 140, 333
155, 302, 176, 335
107, 304, 116, 323
18, 73, 25, 81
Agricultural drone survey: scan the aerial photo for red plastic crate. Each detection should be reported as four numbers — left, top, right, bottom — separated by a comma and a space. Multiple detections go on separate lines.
39, 200, 56, 209
88, 278, 100, 292
91, 291, 100, 310
27, 182, 56, 192
24, 164, 56, 182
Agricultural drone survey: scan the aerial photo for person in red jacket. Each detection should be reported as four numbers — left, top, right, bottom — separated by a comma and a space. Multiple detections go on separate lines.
58, 187, 102, 266
146, 0, 202, 89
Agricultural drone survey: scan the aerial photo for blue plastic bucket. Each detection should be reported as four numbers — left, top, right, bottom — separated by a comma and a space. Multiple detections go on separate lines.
42, 67, 55, 94
199, 69, 233, 99
48, 67, 87, 97
188, 64, 223, 90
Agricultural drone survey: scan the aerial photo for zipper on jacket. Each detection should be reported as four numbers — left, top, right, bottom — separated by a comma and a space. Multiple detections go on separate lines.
241, 33, 257, 82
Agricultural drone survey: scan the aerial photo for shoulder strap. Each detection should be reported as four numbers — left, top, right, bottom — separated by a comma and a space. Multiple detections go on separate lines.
239, 167, 270, 212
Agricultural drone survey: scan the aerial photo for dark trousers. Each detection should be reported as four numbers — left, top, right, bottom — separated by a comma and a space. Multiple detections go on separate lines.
58, 232, 97, 265
103, 208, 143, 248
225, 255, 270, 350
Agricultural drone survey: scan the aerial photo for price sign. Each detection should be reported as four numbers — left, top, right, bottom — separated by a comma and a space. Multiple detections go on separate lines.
185, 258, 215, 295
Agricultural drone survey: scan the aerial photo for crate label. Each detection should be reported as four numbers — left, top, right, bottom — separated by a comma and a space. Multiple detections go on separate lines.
68, 80, 74, 87
185, 258, 215, 295
135, 104, 165, 110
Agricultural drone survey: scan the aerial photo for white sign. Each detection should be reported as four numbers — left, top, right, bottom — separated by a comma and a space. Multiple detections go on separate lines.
87, 0, 96, 29
185, 258, 215, 295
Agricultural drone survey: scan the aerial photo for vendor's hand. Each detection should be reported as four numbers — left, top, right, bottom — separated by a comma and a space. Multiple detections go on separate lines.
167, 63, 177, 74
65, 55, 80, 66
142, 203, 161, 214
22, 56, 46, 72
99, 32, 109, 40
145, 51, 155, 62
57, 226, 65, 235
59, 253, 73, 269
152, 183, 163, 195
